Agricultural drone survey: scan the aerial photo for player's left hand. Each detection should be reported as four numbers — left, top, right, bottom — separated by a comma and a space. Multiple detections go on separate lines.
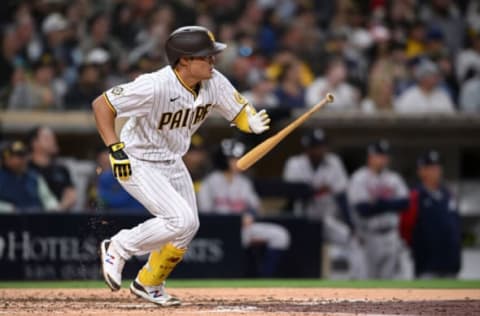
247, 109, 270, 134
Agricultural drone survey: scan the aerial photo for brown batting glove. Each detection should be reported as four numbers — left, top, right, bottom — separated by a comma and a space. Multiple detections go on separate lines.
108, 142, 132, 181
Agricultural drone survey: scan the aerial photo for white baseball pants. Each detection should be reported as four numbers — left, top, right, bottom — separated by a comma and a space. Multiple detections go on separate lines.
242, 222, 290, 250
111, 157, 199, 260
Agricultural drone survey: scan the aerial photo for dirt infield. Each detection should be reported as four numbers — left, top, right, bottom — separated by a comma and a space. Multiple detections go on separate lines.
1, 288, 479, 316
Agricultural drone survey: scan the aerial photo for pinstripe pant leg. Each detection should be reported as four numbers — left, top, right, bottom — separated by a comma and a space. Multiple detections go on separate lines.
110, 158, 198, 259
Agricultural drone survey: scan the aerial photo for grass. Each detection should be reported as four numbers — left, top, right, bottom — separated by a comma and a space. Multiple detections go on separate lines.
0, 279, 479, 289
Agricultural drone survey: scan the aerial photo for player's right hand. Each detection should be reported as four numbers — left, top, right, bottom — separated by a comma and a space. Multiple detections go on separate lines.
108, 142, 132, 181
247, 108, 270, 134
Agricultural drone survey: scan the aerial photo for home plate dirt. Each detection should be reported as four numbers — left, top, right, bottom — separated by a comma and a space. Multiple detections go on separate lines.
1, 288, 479, 316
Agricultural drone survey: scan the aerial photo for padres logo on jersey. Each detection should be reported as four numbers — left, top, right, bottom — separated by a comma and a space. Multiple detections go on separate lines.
158, 104, 213, 130
234, 91, 248, 105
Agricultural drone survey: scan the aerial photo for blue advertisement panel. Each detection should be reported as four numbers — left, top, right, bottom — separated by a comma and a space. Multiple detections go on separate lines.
0, 214, 321, 279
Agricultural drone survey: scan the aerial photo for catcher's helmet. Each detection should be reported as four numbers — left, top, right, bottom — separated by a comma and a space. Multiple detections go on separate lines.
214, 138, 246, 171
165, 26, 227, 66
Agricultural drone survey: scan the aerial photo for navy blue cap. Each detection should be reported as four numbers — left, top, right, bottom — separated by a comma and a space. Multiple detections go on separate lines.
367, 139, 390, 155
301, 129, 327, 148
417, 150, 441, 167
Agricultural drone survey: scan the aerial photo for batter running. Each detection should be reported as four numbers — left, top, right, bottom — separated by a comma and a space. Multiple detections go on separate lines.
92, 26, 270, 306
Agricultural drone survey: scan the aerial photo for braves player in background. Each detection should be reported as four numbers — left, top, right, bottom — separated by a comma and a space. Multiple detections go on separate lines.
91, 26, 270, 306
282, 129, 365, 279
401, 150, 461, 278
348, 140, 411, 279
198, 138, 290, 277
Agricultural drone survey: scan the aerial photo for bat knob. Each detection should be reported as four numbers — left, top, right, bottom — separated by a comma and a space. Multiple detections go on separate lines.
326, 93, 335, 102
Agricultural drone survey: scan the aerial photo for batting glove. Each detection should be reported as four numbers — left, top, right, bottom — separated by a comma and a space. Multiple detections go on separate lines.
108, 142, 132, 181
247, 109, 270, 134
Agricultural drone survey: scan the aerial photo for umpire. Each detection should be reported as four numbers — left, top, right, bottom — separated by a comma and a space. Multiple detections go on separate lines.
401, 150, 462, 278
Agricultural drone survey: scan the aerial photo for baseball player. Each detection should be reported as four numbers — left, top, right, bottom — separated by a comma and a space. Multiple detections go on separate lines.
401, 150, 461, 278
92, 26, 270, 306
198, 138, 290, 277
348, 140, 411, 279
282, 129, 364, 279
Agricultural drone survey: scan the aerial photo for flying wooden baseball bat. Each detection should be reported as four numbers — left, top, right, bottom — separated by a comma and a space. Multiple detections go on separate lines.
236, 93, 335, 171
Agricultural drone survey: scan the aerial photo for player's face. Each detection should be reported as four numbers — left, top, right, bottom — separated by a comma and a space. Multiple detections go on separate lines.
418, 165, 442, 187
4, 154, 28, 173
368, 154, 389, 172
189, 55, 216, 79
35, 127, 59, 156
228, 157, 240, 173
307, 145, 326, 164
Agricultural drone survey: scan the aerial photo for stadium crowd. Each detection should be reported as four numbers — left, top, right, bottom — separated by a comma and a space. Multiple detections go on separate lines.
0, 0, 480, 113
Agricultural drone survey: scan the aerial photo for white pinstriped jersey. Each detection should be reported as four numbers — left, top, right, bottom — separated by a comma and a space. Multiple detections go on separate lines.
104, 66, 245, 161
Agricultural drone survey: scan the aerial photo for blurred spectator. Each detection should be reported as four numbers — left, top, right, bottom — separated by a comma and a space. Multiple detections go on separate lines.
228, 56, 253, 92
94, 147, 146, 214
0, 0, 476, 115
0, 140, 59, 213
0, 27, 20, 105
215, 23, 240, 74
366, 41, 409, 112
425, 27, 448, 58
265, 49, 313, 87
40, 13, 72, 62
242, 71, 278, 109
435, 51, 459, 102
65, 63, 103, 109
8, 54, 63, 110
127, 5, 172, 72
85, 47, 124, 89
406, 21, 427, 59
459, 69, 480, 113
80, 12, 123, 65
111, 2, 138, 50
419, 0, 465, 55
394, 59, 455, 114
306, 58, 359, 110
348, 140, 411, 279
283, 129, 364, 279
39, 13, 78, 88
401, 150, 461, 278
183, 134, 210, 194
198, 138, 290, 277
456, 33, 480, 83
466, 0, 480, 33
274, 61, 306, 109
27, 126, 77, 211
15, 10, 42, 67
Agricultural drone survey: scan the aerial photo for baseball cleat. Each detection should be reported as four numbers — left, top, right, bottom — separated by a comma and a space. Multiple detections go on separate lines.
130, 279, 181, 306
100, 239, 125, 291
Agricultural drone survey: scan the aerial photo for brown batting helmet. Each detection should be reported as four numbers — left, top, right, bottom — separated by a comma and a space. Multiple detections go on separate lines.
165, 26, 227, 66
